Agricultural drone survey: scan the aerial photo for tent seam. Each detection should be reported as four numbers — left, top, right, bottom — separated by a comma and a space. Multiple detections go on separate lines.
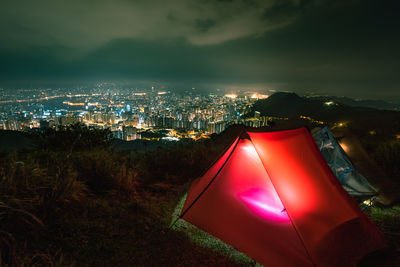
248, 131, 316, 267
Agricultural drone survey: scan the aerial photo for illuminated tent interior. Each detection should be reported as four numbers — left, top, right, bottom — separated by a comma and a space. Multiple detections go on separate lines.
313, 126, 378, 197
179, 128, 386, 266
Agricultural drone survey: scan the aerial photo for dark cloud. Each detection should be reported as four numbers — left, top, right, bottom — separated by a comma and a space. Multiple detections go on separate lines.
0, 0, 295, 48
195, 19, 216, 33
0, 0, 399, 101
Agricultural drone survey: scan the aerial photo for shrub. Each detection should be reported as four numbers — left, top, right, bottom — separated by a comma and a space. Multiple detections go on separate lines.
372, 141, 400, 181
33, 123, 113, 152
0, 150, 87, 265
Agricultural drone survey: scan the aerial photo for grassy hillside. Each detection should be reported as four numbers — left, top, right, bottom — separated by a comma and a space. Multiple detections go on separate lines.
0, 124, 244, 265
0, 124, 399, 265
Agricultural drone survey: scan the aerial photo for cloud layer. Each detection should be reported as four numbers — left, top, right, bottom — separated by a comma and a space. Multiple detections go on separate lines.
0, 0, 309, 49
0, 0, 399, 101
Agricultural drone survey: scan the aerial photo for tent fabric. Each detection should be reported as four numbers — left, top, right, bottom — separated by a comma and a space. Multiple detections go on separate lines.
182, 137, 239, 212
180, 127, 386, 267
313, 126, 377, 196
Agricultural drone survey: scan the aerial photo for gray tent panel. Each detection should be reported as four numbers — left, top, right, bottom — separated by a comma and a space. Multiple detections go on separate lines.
313, 127, 377, 196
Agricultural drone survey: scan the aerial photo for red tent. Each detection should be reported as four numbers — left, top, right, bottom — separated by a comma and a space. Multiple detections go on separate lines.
180, 127, 386, 266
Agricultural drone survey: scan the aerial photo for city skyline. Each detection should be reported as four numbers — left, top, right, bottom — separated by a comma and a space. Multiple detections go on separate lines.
0, 0, 399, 101
0, 84, 272, 139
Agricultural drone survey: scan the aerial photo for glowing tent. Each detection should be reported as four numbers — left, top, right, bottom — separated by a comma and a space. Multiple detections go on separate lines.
179, 128, 386, 266
313, 126, 377, 197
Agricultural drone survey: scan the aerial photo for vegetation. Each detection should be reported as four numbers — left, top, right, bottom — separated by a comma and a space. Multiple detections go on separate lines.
365, 206, 400, 248
372, 141, 400, 182
0, 123, 399, 265
32, 123, 113, 151
0, 124, 241, 266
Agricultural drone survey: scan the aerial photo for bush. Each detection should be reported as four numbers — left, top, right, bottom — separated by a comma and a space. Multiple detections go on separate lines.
0, 151, 87, 264
372, 141, 400, 181
0, 125, 243, 265
33, 123, 113, 152
365, 206, 400, 247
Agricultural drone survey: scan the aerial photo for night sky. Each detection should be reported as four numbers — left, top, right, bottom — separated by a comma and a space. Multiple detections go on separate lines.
0, 0, 399, 101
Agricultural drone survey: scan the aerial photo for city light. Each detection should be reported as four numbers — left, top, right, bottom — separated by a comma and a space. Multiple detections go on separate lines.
62, 101, 85, 106
250, 93, 269, 99
299, 115, 324, 125
334, 121, 348, 128
225, 94, 237, 99
0, 86, 270, 139
161, 136, 180, 141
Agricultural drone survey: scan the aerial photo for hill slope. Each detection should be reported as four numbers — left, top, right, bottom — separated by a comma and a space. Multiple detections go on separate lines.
252, 92, 374, 120
311, 96, 400, 111
252, 92, 400, 140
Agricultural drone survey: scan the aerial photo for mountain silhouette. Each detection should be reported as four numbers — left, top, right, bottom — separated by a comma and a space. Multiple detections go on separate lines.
253, 92, 375, 121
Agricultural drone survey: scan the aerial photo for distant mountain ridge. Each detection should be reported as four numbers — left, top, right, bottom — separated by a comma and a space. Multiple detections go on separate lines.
251, 92, 400, 139
309, 96, 399, 111
252, 92, 373, 121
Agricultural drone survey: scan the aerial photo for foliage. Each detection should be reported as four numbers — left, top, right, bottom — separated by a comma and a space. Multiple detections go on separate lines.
0, 125, 242, 265
365, 206, 400, 247
1, 123, 399, 265
33, 123, 113, 152
372, 141, 400, 181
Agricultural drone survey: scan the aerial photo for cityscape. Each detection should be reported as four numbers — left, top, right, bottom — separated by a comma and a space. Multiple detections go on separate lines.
1, 0, 399, 265
0, 83, 271, 141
